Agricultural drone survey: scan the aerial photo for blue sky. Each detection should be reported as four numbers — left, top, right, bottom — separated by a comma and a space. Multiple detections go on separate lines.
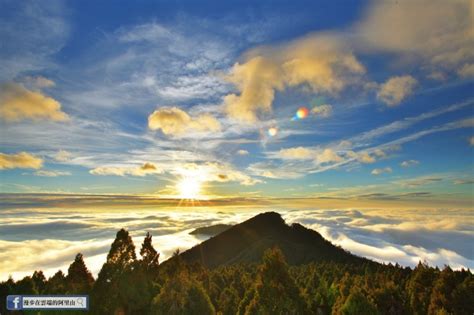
0, 0, 473, 206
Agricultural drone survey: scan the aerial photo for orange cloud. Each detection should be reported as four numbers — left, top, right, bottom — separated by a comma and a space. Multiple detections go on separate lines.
90, 163, 162, 177
357, 0, 473, 77
148, 107, 221, 136
0, 152, 43, 170
377, 75, 417, 106
0, 83, 69, 122
224, 34, 365, 122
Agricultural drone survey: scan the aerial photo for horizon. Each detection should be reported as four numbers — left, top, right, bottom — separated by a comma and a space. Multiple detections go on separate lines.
1, 0, 473, 294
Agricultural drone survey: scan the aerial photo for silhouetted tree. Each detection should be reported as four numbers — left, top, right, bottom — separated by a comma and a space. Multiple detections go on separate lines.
92, 228, 137, 314
45, 270, 67, 294
32, 270, 47, 294
140, 232, 160, 268
66, 253, 94, 294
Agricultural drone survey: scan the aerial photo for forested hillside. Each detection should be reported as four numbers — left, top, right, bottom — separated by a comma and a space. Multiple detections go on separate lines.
1, 213, 472, 315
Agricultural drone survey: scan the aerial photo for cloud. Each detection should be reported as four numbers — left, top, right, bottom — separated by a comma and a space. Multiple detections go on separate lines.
0, 83, 69, 122
357, 0, 473, 77
315, 148, 344, 164
396, 177, 443, 188
148, 106, 221, 136
469, 136, 474, 146
371, 167, 392, 175
237, 149, 249, 155
377, 75, 417, 106
353, 151, 376, 164
0, 152, 43, 170
34, 170, 71, 177
247, 161, 308, 179
90, 163, 162, 177
224, 34, 365, 122
453, 179, 474, 185
311, 104, 332, 118
277, 147, 314, 160
0, 1, 69, 81
457, 63, 474, 78
401, 160, 419, 167
24, 76, 55, 88
175, 162, 262, 186
54, 150, 72, 162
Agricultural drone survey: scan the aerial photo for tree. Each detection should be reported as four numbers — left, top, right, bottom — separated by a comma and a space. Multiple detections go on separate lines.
240, 247, 308, 315
45, 270, 67, 294
66, 253, 94, 294
340, 290, 379, 315
451, 274, 474, 315
92, 228, 137, 314
32, 270, 47, 294
151, 270, 215, 315
140, 232, 160, 268
407, 261, 438, 315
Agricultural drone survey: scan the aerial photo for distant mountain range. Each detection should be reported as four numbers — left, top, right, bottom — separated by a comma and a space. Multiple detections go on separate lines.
178, 212, 375, 268
189, 224, 232, 236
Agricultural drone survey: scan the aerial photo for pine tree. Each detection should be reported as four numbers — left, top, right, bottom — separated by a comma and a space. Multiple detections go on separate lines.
407, 261, 438, 315
240, 247, 308, 315
92, 228, 137, 315
151, 270, 215, 315
340, 290, 379, 315
66, 253, 94, 294
32, 270, 47, 294
140, 232, 159, 268
45, 270, 67, 294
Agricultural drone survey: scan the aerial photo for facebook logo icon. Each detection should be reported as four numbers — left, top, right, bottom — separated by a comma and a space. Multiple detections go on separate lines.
6, 295, 22, 310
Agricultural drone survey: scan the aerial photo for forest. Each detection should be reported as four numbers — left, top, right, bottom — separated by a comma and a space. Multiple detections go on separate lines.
1, 213, 473, 315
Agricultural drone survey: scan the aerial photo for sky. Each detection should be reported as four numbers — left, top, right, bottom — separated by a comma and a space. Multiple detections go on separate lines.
0, 0, 473, 204
0, 0, 473, 278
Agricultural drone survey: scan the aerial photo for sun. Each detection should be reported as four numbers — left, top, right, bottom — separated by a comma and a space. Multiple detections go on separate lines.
177, 176, 202, 199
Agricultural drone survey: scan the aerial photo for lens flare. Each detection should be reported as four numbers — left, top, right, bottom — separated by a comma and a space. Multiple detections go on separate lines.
295, 107, 309, 119
268, 127, 278, 137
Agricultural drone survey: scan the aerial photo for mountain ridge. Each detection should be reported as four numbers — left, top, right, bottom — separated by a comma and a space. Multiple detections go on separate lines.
177, 211, 376, 268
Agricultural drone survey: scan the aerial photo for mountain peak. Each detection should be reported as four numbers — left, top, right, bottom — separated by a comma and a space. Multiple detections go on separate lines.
177, 211, 372, 268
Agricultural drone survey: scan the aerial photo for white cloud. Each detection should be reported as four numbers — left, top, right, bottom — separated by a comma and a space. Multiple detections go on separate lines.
54, 150, 73, 162
377, 75, 417, 106
371, 167, 392, 175
401, 160, 419, 167
237, 149, 249, 155
0, 1, 69, 81
277, 147, 314, 160
34, 170, 71, 177
23, 76, 56, 88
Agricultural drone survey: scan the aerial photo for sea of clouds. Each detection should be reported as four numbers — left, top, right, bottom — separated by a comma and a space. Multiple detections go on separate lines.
1, 200, 472, 281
